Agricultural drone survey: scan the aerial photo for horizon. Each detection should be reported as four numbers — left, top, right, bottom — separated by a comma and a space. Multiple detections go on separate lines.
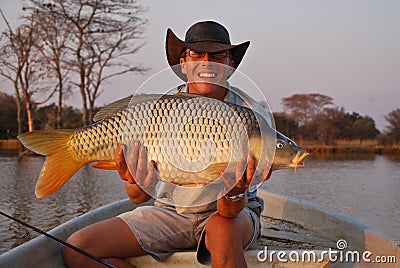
0, 0, 399, 132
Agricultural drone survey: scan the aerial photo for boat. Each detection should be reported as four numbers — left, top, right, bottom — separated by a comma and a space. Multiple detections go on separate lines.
0, 190, 399, 267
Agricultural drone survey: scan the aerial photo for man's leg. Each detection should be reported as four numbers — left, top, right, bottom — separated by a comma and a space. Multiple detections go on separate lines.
62, 217, 147, 268
204, 210, 254, 268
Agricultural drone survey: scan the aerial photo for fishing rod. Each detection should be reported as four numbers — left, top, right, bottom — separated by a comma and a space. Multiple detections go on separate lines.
0, 211, 116, 268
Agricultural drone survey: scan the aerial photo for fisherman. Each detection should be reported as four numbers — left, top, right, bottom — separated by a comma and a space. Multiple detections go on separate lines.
62, 21, 272, 268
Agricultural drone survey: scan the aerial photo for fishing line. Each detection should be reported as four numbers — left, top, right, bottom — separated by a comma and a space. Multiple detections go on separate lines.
0, 211, 116, 268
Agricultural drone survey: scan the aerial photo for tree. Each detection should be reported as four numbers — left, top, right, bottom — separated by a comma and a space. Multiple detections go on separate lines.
33, 103, 83, 130
28, 7, 73, 128
0, 92, 26, 138
273, 112, 299, 139
26, 0, 148, 125
62, 106, 83, 128
352, 116, 379, 143
0, 11, 50, 134
281, 93, 334, 126
384, 108, 400, 143
305, 107, 347, 145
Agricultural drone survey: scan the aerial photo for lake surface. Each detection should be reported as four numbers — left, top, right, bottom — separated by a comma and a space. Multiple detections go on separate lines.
0, 150, 399, 255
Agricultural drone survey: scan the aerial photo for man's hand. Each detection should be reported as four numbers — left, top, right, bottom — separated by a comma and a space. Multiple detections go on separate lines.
115, 142, 158, 203
226, 156, 272, 197
218, 156, 272, 218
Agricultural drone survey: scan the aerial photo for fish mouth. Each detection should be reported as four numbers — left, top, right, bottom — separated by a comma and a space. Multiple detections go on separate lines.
289, 151, 310, 169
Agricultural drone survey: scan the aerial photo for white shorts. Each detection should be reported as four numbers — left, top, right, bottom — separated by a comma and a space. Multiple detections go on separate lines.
118, 200, 262, 264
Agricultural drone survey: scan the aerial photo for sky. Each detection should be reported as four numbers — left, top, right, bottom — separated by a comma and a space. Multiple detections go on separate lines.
0, 0, 399, 131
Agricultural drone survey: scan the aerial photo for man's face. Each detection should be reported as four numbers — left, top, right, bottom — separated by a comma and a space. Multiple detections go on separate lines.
179, 49, 234, 98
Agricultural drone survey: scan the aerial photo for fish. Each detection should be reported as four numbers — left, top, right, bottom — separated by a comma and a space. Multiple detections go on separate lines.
17, 93, 309, 198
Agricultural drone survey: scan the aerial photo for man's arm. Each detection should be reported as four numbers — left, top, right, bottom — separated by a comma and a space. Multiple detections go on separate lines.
115, 143, 158, 204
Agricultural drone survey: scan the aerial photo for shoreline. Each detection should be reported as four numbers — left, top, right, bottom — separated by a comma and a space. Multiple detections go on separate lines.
304, 145, 400, 155
0, 139, 21, 149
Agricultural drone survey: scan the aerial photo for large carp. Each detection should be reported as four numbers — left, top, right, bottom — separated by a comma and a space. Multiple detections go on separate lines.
18, 93, 308, 198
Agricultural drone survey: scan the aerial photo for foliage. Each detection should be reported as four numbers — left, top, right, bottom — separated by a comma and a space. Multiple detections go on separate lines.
273, 112, 299, 139
352, 115, 379, 142
384, 108, 400, 143
34, 104, 83, 130
0, 92, 83, 138
0, 92, 27, 138
281, 93, 334, 126
276, 94, 381, 145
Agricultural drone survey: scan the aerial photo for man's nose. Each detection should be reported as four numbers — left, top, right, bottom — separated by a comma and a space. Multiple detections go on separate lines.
202, 52, 211, 61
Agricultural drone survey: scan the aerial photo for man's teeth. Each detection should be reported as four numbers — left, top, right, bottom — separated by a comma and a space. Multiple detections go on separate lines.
199, 72, 216, 78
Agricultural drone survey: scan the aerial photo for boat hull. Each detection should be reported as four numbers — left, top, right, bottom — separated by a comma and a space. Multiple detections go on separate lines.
0, 190, 398, 267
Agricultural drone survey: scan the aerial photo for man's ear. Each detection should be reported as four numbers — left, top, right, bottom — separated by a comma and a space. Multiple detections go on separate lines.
180, 58, 187, 74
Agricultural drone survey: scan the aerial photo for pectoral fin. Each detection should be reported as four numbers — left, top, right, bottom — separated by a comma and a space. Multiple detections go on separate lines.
91, 161, 118, 170
201, 162, 238, 178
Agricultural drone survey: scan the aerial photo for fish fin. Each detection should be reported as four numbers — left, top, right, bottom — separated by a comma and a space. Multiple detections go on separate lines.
93, 93, 208, 122
175, 92, 204, 98
94, 94, 192, 122
249, 135, 262, 164
18, 130, 84, 198
201, 162, 237, 178
91, 161, 118, 170
93, 95, 133, 122
130, 93, 198, 103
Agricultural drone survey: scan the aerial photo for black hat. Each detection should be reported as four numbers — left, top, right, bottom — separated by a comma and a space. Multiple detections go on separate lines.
166, 21, 250, 81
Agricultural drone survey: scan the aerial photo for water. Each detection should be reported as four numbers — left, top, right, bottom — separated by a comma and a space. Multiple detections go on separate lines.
262, 153, 400, 241
0, 150, 128, 255
0, 150, 399, 255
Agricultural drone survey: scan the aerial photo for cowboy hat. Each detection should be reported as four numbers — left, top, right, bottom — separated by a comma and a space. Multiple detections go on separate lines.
166, 21, 250, 81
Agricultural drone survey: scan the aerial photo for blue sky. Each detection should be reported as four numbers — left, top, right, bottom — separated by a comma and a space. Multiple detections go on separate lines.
1, 0, 399, 131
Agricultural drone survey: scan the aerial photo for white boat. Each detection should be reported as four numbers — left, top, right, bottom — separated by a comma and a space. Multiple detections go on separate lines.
0, 190, 399, 267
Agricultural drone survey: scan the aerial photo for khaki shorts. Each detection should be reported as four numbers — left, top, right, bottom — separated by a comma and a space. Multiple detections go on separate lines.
118, 201, 261, 265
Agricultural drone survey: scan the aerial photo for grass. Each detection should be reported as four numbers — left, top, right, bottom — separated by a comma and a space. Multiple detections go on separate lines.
302, 139, 400, 155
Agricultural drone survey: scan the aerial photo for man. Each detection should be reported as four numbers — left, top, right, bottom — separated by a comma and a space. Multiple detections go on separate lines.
62, 21, 272, 268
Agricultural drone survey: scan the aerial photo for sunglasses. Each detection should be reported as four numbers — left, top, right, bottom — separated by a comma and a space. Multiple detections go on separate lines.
184, 50, 230, 59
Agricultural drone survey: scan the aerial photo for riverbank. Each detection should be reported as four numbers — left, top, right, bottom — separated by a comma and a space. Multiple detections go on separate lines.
0, 140, 20, 149
304, 145, 400, 155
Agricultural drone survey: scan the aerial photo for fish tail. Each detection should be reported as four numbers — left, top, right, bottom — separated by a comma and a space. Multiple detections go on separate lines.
18, 130, 84, 198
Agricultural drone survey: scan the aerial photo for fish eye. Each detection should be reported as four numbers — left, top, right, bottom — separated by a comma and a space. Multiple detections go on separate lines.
276, 141, 284, 149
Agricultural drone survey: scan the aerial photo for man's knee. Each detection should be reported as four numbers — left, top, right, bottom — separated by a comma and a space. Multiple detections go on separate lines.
65, 229, 91, 251
205, 214, 239, 236
205, 212, 253, 248
62, 230, 93, 266
204, 214, 244, 249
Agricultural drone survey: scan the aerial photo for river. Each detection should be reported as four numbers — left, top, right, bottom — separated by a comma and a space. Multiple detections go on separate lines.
0, 150, 399, 255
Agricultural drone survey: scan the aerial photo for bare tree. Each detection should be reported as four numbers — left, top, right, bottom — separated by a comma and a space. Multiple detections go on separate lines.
26, 0, 148, 125
281, 93, 334, 126
28, 8, 73, 128
0, 11, 50, 133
